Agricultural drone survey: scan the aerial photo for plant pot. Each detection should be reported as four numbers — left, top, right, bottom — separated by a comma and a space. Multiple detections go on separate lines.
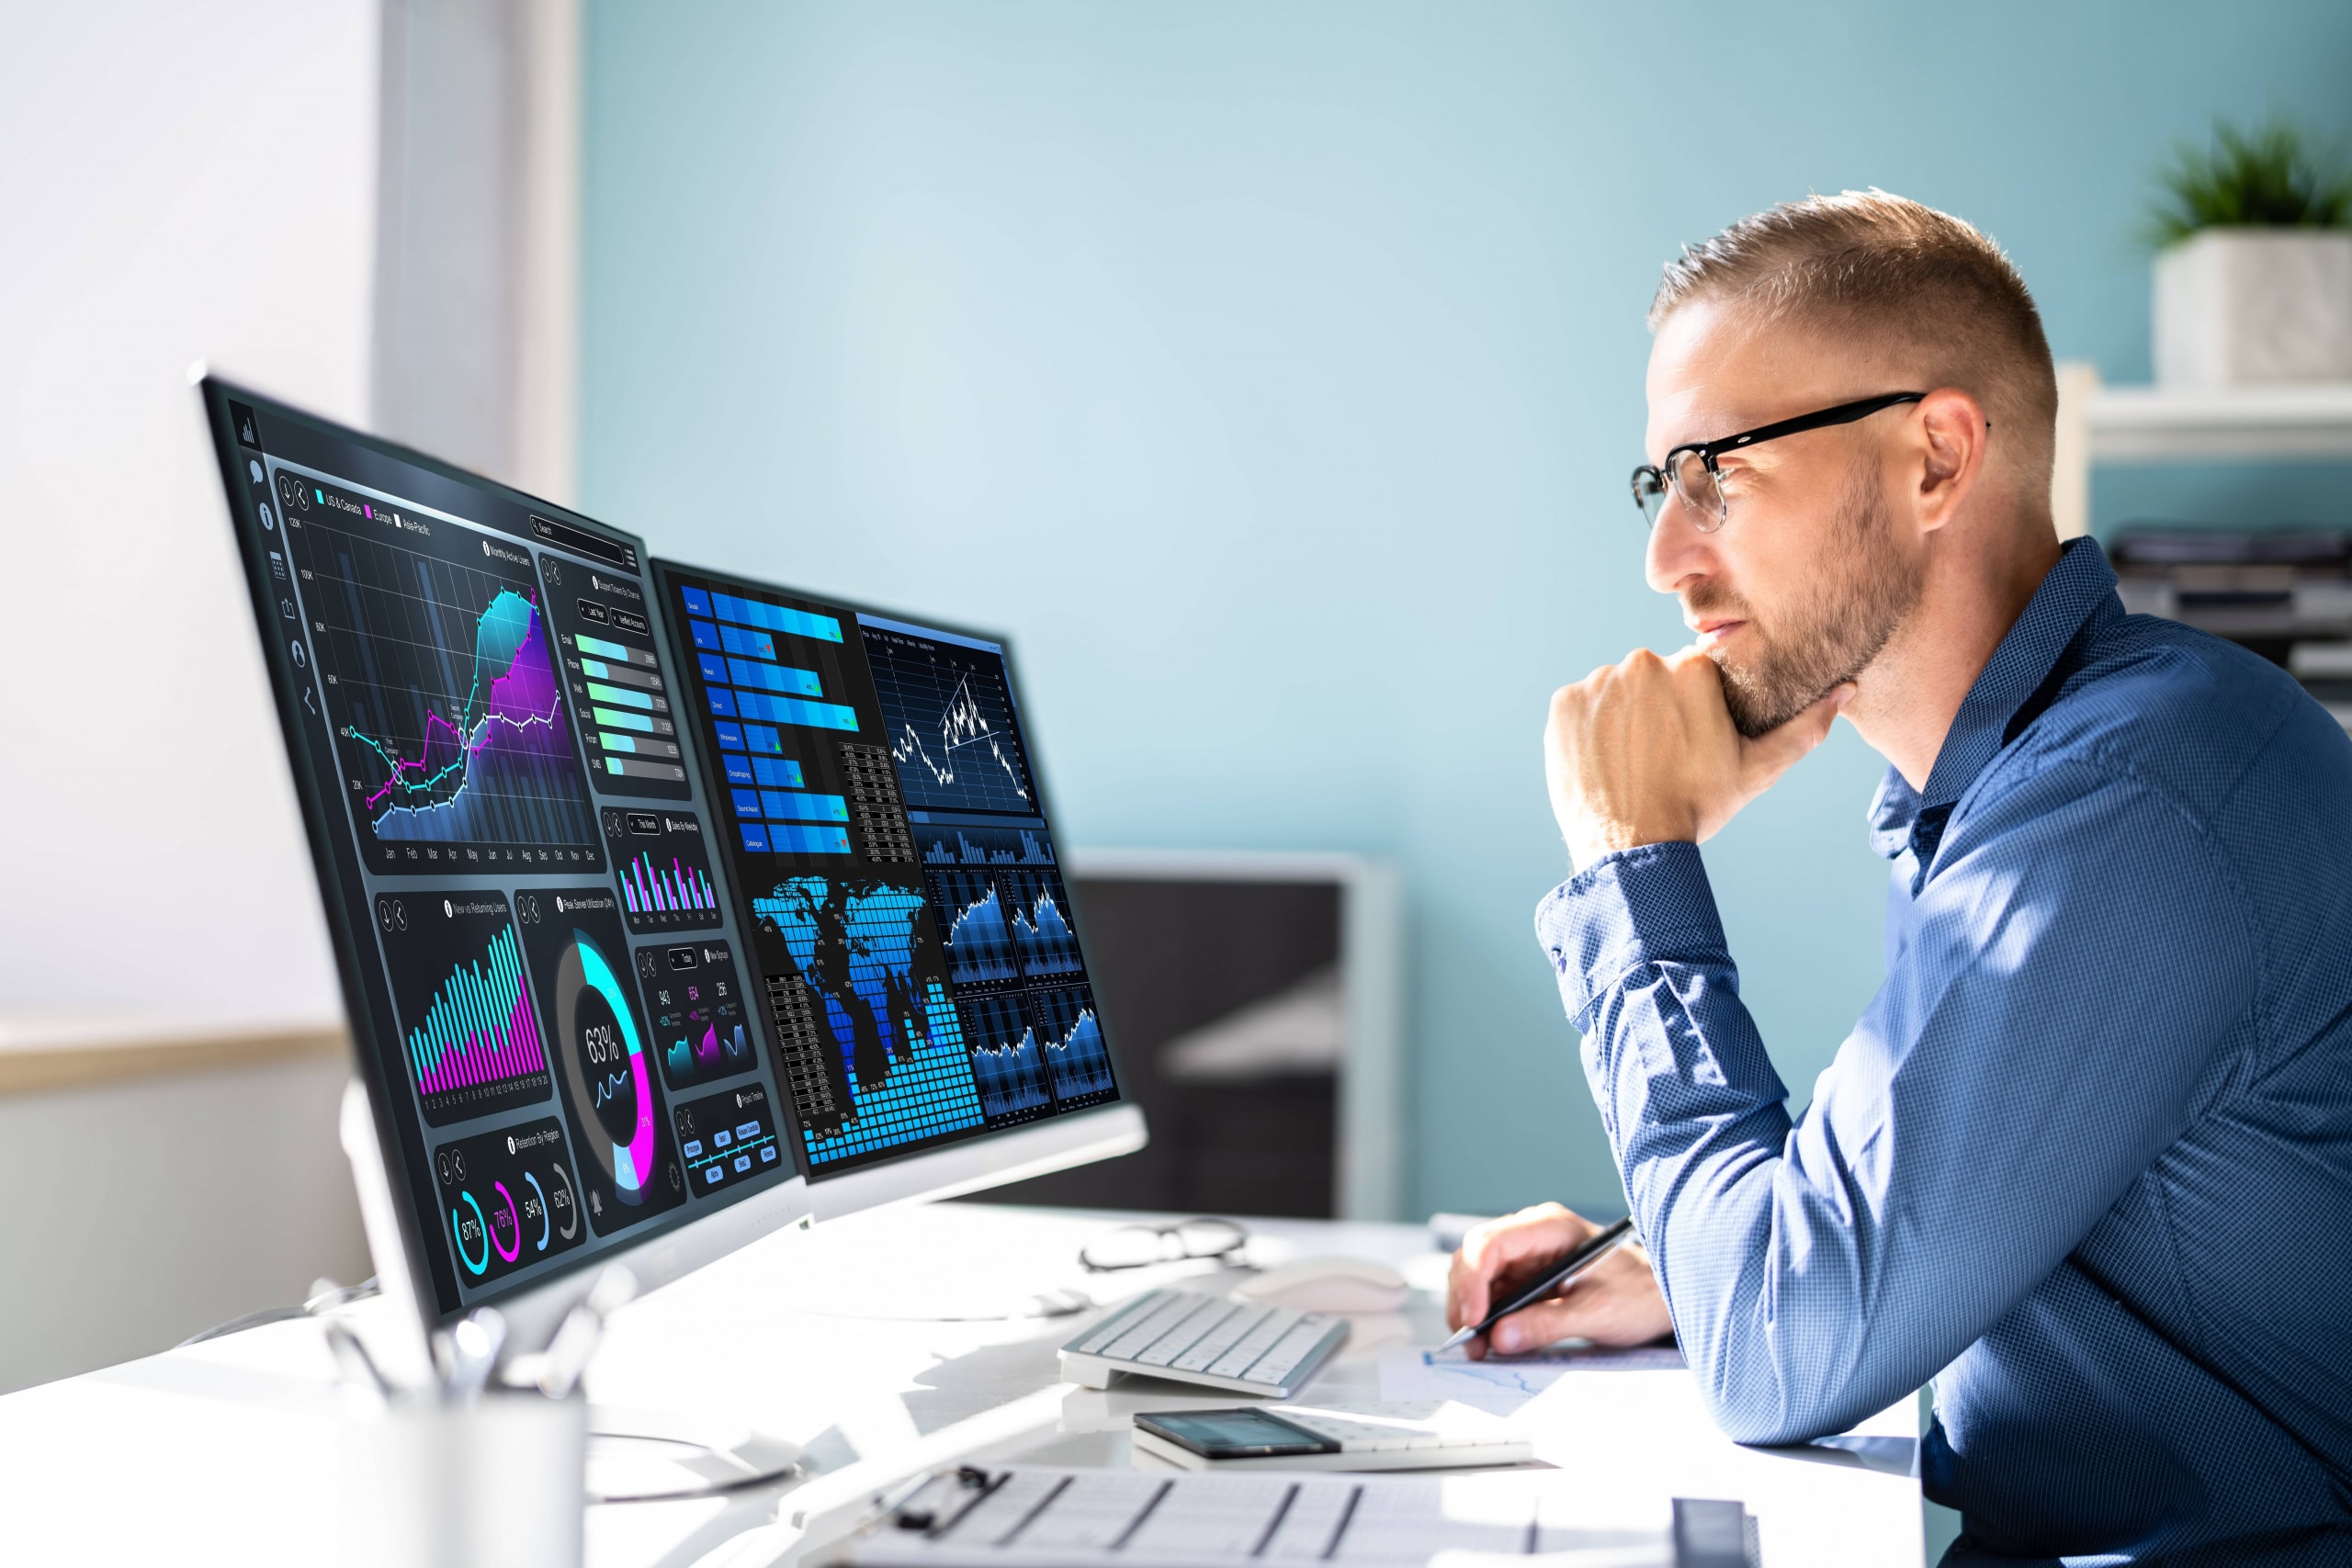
2153, 229, 2352, 388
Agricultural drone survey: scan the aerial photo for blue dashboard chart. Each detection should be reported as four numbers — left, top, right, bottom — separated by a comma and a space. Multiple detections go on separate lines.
651, 563, 1125, 1179
861, 626, 1038, 815
280, 484, 602, 870
917, 825, 1057, 866
962, 993, 1051, 1117
1006, 871, 1083, 976
956, 984, 1118, 1120
923, 866, 1082, 987
1033, 987, 1117, 1100
750, 874, 985, 1168
928, 869, 1020, 987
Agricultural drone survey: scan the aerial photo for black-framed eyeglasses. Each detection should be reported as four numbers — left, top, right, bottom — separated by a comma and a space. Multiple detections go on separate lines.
1078, 1216, 1249, 1272
1630, 391, 1927, 533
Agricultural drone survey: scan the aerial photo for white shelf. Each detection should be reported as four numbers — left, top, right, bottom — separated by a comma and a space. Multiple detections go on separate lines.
2051, 366, 2352, 539
2087, 383, 2352, 462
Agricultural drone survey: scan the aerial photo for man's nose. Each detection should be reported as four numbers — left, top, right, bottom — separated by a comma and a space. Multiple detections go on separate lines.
1644, 493, 1714, 595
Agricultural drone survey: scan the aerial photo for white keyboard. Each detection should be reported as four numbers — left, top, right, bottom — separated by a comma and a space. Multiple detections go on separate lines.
1058, 1287, 1349, 1397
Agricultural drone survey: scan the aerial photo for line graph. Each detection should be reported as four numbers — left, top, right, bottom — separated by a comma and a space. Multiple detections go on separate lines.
1033, 986, 1116, 1100
1005, 871, 1082, 976
927, 870, 1020, 986
862, 630, 1038, 815
284, 502, 599, 865
961, 994, 1051, 1116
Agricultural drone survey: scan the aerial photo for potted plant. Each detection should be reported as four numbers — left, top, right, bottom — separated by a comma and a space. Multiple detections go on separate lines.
2150, 119, 2352, 389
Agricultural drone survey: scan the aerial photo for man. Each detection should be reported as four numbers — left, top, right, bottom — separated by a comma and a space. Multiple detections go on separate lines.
1447, 193, 2352, 1564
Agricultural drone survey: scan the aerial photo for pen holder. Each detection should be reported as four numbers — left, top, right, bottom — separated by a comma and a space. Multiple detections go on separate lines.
342, 1388, 588, 1568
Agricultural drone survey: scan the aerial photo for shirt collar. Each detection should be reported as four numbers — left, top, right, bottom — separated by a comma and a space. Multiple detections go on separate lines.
1866, 536, 2119, 857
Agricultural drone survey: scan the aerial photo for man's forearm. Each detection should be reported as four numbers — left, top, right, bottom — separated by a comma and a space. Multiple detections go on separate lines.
1540, 844, 1932, 1445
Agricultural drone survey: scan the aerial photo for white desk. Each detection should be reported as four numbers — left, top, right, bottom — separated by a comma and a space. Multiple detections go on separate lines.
0, 1205, 1922, 1566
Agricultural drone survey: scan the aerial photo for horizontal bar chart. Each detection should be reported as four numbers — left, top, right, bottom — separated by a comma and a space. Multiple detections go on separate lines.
731, 690, 858, 730
710, 592, 842, 643
576, 632, 656, 666
727, 657, 823, 697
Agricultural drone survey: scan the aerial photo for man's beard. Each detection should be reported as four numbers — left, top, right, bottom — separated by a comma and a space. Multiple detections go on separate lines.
1690, 468, 1922, 739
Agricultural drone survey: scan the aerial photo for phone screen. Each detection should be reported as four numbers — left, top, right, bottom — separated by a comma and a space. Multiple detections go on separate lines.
1135, 1408, 1337, 1457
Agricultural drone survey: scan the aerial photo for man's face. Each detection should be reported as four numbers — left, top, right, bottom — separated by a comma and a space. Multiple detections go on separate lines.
1642, 302, 1925, 738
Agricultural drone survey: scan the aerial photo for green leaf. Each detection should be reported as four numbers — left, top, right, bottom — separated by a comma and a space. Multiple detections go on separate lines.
2144, 118, 2352, 249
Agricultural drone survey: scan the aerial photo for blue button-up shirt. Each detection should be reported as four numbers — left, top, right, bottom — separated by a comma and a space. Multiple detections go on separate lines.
1535, 539, 2352, 1564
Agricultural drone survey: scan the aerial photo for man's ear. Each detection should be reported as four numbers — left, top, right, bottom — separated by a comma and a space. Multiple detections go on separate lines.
1912, 387, 1987, 535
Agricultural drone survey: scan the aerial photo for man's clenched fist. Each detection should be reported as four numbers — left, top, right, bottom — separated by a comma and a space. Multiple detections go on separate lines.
1544, 648, 1849, 871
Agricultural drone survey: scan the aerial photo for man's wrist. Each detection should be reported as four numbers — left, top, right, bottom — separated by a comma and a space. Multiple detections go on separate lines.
1566, 820, 1697, 873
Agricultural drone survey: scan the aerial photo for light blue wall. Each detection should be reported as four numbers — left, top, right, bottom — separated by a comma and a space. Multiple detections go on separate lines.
581, 2, 2352, 1219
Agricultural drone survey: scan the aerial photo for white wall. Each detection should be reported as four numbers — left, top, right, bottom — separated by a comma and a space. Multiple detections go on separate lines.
0, 1058, 371, 1393
0, 3, 382, 1390
0, 1, 378, 1032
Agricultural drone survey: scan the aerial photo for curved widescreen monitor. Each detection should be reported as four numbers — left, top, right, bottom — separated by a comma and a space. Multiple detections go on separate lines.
649, 561, 1146, 1217
199, 379, 807, 1345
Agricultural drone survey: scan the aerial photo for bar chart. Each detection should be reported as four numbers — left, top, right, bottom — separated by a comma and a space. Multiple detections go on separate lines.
602, 808, 726, 933
379, 891, 554, 1125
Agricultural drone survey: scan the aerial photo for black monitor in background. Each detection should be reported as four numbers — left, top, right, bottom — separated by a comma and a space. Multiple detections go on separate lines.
648, 561, 1145, 1217
200, 378, 806, 1348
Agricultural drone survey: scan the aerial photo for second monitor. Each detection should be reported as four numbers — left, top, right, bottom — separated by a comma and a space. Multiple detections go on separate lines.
651, 561, 1144, 1217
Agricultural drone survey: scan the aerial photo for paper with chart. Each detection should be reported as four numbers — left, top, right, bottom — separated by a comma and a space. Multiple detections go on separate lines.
1380, 1345, 1686, 1416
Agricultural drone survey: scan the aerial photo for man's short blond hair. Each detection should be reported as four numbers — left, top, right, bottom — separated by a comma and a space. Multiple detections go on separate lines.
1652, 191, 2056, 512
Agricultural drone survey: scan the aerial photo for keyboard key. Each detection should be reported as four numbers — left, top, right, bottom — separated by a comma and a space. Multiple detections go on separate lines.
1102, 1293, 1213, 1362
1171, 1304, 1271, 1372
1240, 1318, 1336, 1387
1136, 1299, 1238, 1367
1206, 1308, 1303, 1380
1073, 1291, 1167, 1356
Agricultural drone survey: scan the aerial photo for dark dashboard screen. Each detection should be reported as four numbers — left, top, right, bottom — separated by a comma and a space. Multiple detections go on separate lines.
651, 563, 1125, 1179
204, 384, 795, 1319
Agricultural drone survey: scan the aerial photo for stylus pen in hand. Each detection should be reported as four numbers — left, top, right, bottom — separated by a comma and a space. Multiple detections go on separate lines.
1438, 1215, 1637, 1353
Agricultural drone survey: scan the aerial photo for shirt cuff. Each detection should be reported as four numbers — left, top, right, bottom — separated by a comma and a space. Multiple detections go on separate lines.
1532, 841, 1729, 1026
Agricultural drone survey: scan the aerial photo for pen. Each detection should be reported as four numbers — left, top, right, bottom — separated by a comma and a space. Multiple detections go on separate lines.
1437, 1215, 1637, 1353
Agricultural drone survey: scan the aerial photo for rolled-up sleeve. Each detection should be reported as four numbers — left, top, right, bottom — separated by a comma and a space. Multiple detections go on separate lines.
1536, 760, 2254, 1446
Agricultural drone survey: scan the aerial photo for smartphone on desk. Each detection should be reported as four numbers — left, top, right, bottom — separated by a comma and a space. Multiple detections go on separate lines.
1131, 1404, 1532, 1472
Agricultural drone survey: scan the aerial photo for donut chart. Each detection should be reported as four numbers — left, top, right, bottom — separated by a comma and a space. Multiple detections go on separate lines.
517, 887, 685, 1235
552, 930, 659, 1194
430, 1116, 587, 1289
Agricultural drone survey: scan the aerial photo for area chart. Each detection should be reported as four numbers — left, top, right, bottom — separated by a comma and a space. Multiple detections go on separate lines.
282, 491, 600, 867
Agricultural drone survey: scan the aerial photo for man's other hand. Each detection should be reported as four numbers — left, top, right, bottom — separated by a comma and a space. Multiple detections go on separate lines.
1445, 1202, 1673, 1359
1544, 649, 1849, 871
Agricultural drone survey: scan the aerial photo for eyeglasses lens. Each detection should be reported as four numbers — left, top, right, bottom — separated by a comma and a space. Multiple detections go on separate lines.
1633, 468, 1668, 526
1669, 451, 1724, 532
1078, 1216, 1249, 1271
